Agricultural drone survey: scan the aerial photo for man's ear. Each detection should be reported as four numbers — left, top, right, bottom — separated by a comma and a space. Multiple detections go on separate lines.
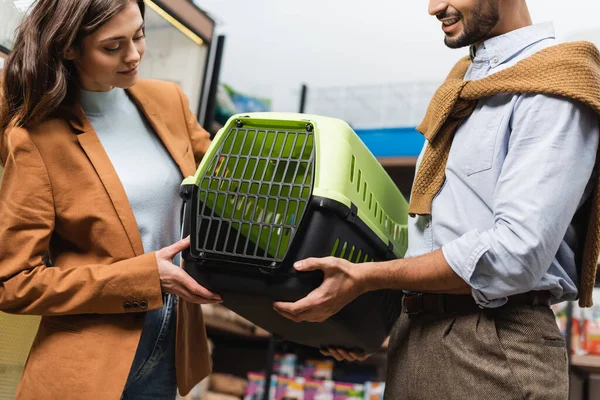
65, 47, 78, 61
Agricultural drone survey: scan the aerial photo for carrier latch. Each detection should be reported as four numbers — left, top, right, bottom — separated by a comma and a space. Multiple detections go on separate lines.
347, 203, 358, 224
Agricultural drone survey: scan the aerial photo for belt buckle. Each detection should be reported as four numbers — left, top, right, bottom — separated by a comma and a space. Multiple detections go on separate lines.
404, 293, 424, 315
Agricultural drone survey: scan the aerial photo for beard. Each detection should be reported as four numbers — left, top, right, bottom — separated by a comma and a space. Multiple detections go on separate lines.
443, 1, 500, 49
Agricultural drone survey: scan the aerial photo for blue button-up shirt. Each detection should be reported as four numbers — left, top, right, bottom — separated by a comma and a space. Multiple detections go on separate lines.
407, 23, 600, 307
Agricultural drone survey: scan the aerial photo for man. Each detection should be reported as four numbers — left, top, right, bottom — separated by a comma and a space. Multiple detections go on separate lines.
274, 1, 600, 399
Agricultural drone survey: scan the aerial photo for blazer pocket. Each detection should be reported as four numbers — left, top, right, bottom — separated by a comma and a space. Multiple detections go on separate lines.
41, 319, 82, 334
461, 116, 504, 176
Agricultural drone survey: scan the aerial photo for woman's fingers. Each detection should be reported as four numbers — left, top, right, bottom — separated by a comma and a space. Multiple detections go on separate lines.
176, 283, 223, 305
158, 236, 190, 260
177, 268, 221, 301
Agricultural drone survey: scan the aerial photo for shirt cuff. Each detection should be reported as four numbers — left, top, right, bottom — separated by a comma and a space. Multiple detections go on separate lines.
442, 230, 490, 286
442, 230, 507, 308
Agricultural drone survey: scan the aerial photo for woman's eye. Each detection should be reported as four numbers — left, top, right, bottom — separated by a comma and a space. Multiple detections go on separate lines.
104, 47, 120, 53
133, 34, 145, 41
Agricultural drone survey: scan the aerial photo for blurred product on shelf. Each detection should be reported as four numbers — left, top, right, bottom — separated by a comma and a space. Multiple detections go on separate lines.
274, 353, 297, 378
272, 354, 334, 381
275, 376, 301, 399
209, 374, 248, 397
583, 288, 600, 355
304, 379, 335, 400
333, 382, 364, 400
242, 359, 384, 400
552, 301, 582, 354
363, 382, 385, 400
244, 372, 266, 400
550, 302, 581, 354
298, 359, 334, 381
552, 288, 600, 356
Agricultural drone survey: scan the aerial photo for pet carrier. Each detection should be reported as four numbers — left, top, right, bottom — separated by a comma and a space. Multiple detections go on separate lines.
181, 113, 408, 353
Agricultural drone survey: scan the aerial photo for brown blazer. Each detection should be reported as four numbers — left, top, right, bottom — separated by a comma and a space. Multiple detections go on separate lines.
0, 79, 212, 399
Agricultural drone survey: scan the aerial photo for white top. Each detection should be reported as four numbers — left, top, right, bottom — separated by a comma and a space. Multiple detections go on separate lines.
80, 87, 183, 262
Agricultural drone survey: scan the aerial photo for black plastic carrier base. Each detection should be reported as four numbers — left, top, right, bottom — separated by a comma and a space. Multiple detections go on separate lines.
181, 184, 402, 354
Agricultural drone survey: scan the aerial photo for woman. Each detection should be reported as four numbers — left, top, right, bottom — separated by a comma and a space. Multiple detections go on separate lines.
0, 1, 221, 398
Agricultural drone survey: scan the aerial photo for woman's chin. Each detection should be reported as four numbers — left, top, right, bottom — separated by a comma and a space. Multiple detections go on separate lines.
114, 75, 139, 89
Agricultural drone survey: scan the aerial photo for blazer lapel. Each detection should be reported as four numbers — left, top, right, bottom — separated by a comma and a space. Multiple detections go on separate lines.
70, 107, 145, 257
127, 86, 195, 178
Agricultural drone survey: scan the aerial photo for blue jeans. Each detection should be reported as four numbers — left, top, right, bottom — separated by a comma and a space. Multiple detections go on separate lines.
121, 294, 177, 400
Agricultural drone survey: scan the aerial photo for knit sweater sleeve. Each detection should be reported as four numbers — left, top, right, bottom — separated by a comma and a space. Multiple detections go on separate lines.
442, 94, 599, 307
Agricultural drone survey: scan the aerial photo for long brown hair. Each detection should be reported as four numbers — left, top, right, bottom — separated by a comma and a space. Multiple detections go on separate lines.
0, 0, 145, 154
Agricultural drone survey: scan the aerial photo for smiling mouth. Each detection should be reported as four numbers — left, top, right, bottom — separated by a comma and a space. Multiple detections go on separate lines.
118, 66, 138, 74
442, 17, 461, 27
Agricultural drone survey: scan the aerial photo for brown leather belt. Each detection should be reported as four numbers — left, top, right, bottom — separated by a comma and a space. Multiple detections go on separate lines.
402, 291, 552, 315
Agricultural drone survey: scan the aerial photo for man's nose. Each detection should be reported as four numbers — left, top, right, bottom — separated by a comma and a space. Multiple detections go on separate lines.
429, 0, 449, 17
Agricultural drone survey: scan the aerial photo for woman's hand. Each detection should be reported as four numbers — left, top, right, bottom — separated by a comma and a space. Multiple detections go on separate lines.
320, 348, 371, 362
156, 236, 222, 304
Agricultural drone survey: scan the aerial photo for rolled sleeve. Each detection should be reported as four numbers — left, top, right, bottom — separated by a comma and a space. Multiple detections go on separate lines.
442, 230, 491, 289
441, 94, 599, 308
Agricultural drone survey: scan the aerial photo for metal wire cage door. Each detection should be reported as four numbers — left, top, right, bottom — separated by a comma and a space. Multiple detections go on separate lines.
190, 122, 315, 269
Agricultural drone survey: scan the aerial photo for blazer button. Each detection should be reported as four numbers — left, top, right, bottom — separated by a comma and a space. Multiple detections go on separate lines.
132, 302, 140, 309
140, 300, 148, 309
124, 302, 132, 310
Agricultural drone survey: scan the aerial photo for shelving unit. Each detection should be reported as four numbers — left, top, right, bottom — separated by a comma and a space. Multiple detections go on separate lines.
572, 355, 600, 373
566, 279, 600, 400
204, 313, 271, 340
377, 157, 418, 168
203, 303, 390, 400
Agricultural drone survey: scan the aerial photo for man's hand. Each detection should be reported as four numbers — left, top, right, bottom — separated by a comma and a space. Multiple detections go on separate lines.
273, 257, 366, 323
320, 348, 371, 362
156, 236, 223, 304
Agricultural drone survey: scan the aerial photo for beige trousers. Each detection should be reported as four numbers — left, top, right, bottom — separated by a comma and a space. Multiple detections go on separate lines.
384, 304, 568, 400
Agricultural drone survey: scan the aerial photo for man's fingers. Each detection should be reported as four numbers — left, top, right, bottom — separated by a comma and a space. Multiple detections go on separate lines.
320, 349, 332, 357
294, 257, 339, 273
326, 348, 344, 361
320, 347, 368, 362
352, 352, 370, 361
337, 348, 358, 362
273, 307, 304, 323
273, 289, 324, 315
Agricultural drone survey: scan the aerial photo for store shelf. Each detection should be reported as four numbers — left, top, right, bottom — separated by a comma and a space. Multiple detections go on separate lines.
356, 127, 424, 161
378, 157, 418, 168
204, 312, 271, 340
571, 355, 600, 373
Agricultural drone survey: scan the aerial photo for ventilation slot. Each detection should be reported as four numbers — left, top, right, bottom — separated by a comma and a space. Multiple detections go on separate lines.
331, 238, 340, 256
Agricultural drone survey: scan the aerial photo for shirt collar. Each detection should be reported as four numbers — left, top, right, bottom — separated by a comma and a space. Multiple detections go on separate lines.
469, 22, 555, 66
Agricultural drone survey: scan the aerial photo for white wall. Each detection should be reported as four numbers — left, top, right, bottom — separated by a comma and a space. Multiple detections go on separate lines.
196, 0, 600, 112
0, 1, 28, 50
140, 7, 209, 114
